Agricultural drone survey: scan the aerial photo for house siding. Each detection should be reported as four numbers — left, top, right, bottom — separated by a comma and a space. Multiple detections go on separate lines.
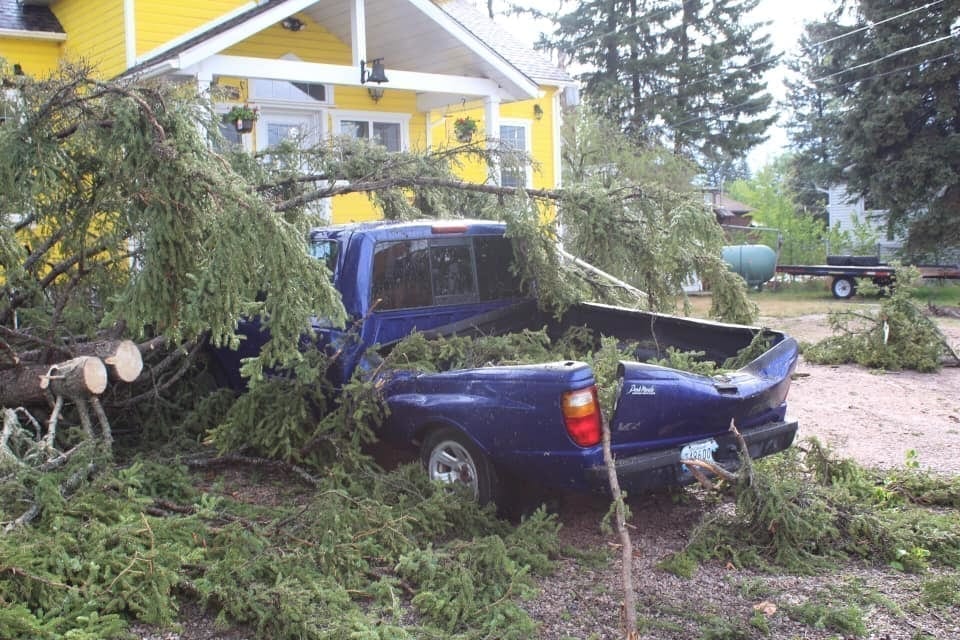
13, 2, 564, 226
52, 0, 126, 76
0, 37, 62, 76
136, 1, 250, 57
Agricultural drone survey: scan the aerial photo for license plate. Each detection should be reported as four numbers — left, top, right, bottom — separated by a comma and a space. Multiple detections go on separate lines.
680, 438, 718, 467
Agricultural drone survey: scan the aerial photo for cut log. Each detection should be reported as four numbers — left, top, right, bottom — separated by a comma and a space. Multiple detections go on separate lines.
91, 340, 142, 383
16, 339, 143, 383
41, 356, 107, 399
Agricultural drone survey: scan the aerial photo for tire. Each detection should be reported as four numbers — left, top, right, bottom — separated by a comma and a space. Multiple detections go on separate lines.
421, 427, 499, 505
831, 276, 856, 299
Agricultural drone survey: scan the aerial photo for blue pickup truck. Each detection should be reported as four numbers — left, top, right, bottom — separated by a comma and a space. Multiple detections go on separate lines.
212, 219, 799, 504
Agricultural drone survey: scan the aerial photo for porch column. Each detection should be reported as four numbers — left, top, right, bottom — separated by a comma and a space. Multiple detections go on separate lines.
350, 0, 366, 68
484, 95, 501, 184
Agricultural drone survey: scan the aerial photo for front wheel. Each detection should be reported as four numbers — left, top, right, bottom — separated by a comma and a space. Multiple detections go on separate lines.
421, 427, 499, 505
831, 276, 856, 299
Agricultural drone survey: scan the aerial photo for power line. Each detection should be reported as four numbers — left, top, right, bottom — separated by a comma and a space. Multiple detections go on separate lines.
672, 48, 960, 131
819, 50, 960, 90
801, 0, 945, 53
811, 29, 959, 83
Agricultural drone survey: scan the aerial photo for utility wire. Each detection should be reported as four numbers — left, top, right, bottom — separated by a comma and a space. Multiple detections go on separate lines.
800, 0, 945, 53
811, 29, 959, 83
675, 49, 960, 129
816, 50, 960, 90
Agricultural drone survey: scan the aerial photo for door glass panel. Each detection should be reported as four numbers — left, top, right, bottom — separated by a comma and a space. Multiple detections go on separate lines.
268, 123, 301, 146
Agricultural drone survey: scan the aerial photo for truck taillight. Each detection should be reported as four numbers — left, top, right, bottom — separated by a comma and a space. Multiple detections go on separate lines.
562, 386, 601, 447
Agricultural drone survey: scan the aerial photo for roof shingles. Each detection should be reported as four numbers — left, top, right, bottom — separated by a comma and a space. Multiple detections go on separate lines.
0, 0, 64, 34
435, 0, 572, 85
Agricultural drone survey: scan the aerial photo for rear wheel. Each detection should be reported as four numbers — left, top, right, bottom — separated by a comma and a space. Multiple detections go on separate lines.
421, 427, 499, 505
831, 276, 856, 299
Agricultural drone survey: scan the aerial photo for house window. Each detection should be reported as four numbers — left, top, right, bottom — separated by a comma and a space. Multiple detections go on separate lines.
251, 78, 331, 105
334, 112, 409, 152
499, 121, 532, 187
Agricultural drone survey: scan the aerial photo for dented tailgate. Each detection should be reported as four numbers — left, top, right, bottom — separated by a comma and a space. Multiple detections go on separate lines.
610, 337, 799, 451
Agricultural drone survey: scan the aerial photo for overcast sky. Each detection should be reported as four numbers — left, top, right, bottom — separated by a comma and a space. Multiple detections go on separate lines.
496, 0, 838, 171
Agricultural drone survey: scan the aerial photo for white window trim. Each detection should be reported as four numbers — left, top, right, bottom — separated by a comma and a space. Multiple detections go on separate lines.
331, 110, 412, 151
248, 53, 335, 107
499, 118, 533, 187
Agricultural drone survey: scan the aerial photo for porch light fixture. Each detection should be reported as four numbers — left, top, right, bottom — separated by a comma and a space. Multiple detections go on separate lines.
367, 87, 385, 103
281, 16, 305, 31
360, 58, 389, 85
533, 104, 543, 120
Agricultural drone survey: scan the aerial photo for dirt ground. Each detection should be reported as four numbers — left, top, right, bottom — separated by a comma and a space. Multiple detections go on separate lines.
772, 312, 960, 475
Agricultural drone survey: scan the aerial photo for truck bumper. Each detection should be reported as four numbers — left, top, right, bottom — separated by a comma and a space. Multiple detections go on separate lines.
586, 419, 798, 492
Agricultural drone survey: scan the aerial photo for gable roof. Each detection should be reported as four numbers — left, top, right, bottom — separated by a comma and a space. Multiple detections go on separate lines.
437, 0, 571, 85
0, 0, 64, 35
125, 0, 571, 92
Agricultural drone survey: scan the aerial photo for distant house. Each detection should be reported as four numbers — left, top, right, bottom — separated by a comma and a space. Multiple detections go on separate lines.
826, 184, 902, 259
703, 189, 754, 227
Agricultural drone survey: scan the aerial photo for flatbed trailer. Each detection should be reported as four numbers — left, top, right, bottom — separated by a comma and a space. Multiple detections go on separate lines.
775, 263, 960, 299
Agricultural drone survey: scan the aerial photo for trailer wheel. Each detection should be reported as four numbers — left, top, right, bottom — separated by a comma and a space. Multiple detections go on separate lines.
831, 276, 856, 299
422, 427, 499, 505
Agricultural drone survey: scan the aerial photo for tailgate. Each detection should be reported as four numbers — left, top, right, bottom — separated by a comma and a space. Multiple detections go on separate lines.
610, 337, 799, 449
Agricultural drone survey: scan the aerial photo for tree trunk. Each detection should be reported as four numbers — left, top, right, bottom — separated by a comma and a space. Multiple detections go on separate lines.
18, 339, 143, 383
0, 356, 108, 406
83, 339, 142, 383
0, 364, 57, 405
1, 339, 144, 406
42, 356, 108, 399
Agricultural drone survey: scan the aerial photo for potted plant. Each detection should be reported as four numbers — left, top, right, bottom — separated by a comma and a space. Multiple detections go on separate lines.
454, 116, 478, 142
225, 104, 258, 134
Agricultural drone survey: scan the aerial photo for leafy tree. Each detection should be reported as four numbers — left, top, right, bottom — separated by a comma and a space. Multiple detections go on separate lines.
786, 0, 960, 256
540, 0, 776, 179
728, 156, 848, 264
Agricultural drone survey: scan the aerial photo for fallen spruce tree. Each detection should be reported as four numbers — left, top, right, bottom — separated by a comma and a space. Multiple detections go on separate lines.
1, 64, 763, 639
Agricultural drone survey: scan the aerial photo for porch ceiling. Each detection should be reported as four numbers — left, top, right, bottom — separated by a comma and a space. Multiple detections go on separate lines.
292, 0, 537, 100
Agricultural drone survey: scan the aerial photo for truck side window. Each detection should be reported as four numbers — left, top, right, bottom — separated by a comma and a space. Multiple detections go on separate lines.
475, 237, 524, 300
371, 240, 432, 310
308, 239, 339, 278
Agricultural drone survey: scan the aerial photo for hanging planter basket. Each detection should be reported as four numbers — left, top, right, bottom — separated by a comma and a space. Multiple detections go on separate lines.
454, 117, 478, 143
225, 104, 259, 135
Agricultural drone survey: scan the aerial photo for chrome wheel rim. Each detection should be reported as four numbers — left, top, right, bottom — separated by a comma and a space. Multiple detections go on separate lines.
427, 440, 479, 498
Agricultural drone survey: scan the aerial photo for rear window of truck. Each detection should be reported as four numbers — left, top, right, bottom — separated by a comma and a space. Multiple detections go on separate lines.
370, 236, 522, 310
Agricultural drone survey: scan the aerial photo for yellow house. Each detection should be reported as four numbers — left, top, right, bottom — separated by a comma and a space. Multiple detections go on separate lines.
0, 0, 576, 223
